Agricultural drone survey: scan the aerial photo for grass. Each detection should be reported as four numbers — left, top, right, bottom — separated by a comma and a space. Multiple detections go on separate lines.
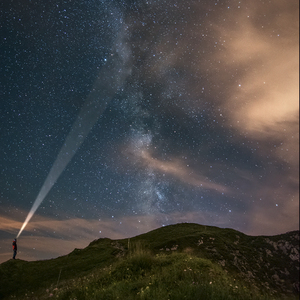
41, 250, 289, 300
0, 238, 118, 299
0, 223, 298, 299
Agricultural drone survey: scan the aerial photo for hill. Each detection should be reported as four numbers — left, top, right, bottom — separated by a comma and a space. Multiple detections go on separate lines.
0, 223, 299, 299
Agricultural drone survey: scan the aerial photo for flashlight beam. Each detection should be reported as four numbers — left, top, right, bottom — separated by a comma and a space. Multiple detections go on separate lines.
17, 29, 131, 238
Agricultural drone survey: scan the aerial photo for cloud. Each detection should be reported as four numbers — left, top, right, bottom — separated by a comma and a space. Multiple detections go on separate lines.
220, 18, 298, 135
129, 0, 299, 171
0, 213, 162, 263
209, 2, 299, 159
0, 216, 22, 232
139, 150, 230, 193
0, 210, 232, 263
1, 194, 298, 264
202, 1, 300, 205
120, 130, 230, 194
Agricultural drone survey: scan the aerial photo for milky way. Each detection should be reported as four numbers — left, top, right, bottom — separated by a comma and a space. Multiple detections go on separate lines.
0, 0, 298, 262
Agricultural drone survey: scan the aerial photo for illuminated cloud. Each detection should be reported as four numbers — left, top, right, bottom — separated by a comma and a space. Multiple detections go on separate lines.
121, 130, 230, 197
140, 150, 229, 193
218, 14, 298, 135
0, 216, 22, 232
207, 1, 299, 160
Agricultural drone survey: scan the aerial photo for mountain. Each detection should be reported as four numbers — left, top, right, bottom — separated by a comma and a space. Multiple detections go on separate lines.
0, 223, 299, 299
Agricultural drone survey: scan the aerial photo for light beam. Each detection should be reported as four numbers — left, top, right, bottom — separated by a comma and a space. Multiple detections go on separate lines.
16, 28, 131, 238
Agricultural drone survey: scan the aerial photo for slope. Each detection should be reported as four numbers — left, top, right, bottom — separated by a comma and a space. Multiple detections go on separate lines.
0, 223, 298, 299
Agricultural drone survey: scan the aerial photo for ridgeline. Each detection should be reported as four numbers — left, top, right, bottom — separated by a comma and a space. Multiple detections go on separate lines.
0, 223, 299, 299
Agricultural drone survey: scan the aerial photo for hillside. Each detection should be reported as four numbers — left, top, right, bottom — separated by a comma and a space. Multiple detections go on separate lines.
0, 223, 299, 299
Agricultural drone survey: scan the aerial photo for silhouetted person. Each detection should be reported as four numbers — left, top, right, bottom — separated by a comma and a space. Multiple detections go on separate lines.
12, 239, 17, 259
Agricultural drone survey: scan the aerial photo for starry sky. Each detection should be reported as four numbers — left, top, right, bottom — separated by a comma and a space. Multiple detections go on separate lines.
0, 0, 299, 263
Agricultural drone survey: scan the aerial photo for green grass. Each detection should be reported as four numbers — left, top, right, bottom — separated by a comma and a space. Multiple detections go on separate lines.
0, 223, 298, 299
37, 251, 293, 300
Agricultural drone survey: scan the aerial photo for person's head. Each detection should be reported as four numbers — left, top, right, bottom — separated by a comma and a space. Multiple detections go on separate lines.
14, 239, 16, 242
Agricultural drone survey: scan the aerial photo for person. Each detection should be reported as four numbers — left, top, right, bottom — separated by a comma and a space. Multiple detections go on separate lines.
12, 239, 17, 259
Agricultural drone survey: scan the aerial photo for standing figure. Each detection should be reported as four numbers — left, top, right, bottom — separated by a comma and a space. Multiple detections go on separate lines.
12, 239, 17, 259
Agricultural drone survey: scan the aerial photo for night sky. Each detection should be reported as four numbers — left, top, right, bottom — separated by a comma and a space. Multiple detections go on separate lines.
0, 0, 299, 262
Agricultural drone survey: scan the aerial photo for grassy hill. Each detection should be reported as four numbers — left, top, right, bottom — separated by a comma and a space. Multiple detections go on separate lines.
0, 223, 299, 299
